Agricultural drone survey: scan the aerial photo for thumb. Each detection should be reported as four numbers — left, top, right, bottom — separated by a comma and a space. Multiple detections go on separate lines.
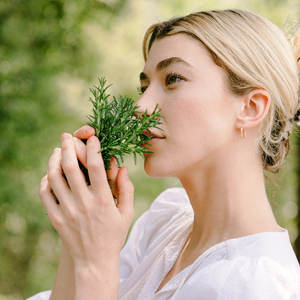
116, 167, 134, 221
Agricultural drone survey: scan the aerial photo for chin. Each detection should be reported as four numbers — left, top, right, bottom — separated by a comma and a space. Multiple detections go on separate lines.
144, 160, 163, 178
143, 155, 174, 178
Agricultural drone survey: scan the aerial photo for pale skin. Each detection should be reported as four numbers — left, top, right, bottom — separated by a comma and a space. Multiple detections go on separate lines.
39, 34, 282, 299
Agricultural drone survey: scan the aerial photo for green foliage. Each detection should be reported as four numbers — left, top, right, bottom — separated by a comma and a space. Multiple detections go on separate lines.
0, 0, 128, 298
0, 0, 299, 298
85, 77, 163, 174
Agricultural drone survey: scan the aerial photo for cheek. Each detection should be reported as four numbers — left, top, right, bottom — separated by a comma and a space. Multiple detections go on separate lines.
164, 95, 211, 140
166, 91, 234, 150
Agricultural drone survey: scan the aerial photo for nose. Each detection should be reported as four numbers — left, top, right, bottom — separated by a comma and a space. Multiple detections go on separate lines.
134, 89, 160, 120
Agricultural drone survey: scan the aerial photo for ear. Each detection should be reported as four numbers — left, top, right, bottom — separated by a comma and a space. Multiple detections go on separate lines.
236, 89, 271, 129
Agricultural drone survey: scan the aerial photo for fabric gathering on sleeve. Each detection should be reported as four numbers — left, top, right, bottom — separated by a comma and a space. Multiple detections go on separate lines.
119, 188, 193, 289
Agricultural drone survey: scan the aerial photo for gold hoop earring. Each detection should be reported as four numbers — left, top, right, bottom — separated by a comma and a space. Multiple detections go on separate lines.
241, 124, 246, 139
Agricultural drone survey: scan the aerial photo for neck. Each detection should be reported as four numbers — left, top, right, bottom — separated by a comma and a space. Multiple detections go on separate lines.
178, 146, 281, 254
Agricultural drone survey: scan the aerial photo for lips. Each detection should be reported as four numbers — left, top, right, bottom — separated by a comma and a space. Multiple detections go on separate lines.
141, 129, 164, 139
141, 129, 165, 149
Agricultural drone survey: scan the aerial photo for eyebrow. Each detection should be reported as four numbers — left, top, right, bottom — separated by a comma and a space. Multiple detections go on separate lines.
139, 57, 192, 81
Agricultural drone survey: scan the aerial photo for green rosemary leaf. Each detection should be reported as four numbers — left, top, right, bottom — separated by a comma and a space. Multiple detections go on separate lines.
80, 77, 164, 185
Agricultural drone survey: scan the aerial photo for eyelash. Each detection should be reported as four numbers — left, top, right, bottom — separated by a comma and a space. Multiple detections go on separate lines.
137, 85, 145, 95
165, 72, 184, 86
137, 72, 184, 95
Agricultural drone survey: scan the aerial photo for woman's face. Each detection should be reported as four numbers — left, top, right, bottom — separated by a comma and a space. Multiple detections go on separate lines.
136, 34, 239, 179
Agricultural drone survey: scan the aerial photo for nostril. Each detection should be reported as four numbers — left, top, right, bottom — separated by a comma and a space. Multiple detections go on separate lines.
134, 107, 151, 120
133, 111, 144, 121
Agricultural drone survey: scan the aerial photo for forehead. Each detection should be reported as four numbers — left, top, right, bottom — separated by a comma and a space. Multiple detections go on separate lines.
143, 34, 213, 72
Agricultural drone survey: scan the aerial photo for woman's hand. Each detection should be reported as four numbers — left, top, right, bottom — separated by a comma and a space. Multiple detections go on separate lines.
39, 128, 134, 299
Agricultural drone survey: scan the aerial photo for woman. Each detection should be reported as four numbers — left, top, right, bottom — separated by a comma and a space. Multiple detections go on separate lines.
28, 9, 300, 300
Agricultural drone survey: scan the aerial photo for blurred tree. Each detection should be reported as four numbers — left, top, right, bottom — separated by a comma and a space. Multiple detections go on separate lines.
0, 0, 128, 298
1, 0, 300, 298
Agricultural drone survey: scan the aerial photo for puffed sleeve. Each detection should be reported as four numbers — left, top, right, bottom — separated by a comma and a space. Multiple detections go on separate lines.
119, 187, 191, 287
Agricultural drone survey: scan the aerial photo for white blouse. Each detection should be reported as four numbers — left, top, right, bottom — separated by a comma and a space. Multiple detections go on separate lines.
27, 187, 300, 300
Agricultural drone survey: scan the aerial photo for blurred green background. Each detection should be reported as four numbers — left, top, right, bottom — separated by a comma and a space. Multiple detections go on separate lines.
1, 0, 300, 298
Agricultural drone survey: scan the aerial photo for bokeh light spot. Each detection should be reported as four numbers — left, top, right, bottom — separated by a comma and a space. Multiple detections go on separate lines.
60, 15, 75, 29
282, 201, 298, 219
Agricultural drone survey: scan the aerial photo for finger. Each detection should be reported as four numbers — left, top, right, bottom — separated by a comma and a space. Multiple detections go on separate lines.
39, 175, 62, 228
73, 137, 91, 185
61, 133, 87, 198
47, 148, 72, 203
74, 137, 87, 168
86, 136, 111, 197
73, 126, 95, 140
107, 157, 119, 199
116, 167, 134, 221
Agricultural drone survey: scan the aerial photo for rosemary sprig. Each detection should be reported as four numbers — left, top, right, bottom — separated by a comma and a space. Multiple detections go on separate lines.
80, 77, 164, 184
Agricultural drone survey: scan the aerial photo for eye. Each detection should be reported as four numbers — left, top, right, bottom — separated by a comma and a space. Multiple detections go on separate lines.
137, 85, 148, 95
165, 73, 184, 86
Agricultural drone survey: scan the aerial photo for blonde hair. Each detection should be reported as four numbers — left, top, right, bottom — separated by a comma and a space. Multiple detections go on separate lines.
143, 10, 300, 173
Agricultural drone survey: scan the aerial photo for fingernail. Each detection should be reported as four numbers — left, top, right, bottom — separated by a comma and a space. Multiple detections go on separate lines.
61, 133, 70, 142
53, 148, 60, 154
73, 129, 78, 136
89, 135, 98, 143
